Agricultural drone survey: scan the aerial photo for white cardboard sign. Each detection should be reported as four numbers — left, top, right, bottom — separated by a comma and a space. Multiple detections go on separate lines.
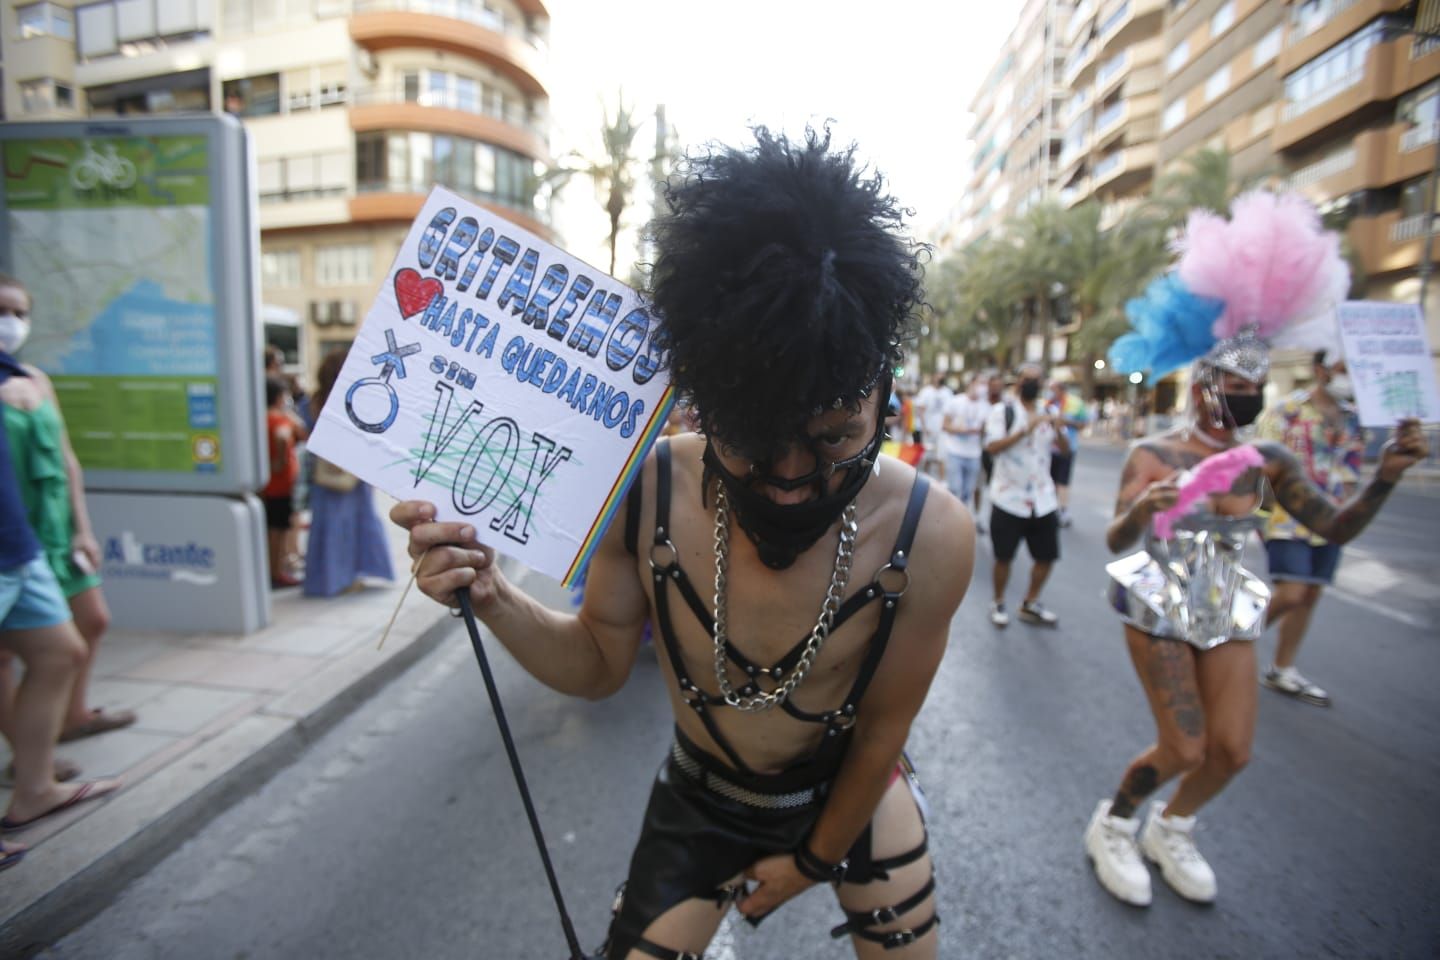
307, 188, 673, 586
1335, 300, 1439, 428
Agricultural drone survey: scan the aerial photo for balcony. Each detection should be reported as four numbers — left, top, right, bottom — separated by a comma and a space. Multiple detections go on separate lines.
1400, 119, 1440, 153
1097, 51, 1129, 94
350, 0, 547, 98
350, 86, 549, 162
1347, 208, 1440, 276
1275, 36, 1440, 151
350, 186, 552, 239
1094, 100, 1128, 147
1066, 0, 1097, 45
1066, 38, 1099, 87
1289, 122, 1435, 199
1279, 0, 1408, 76
1098, 0, 1163, 55
1092, 142, 1157, 193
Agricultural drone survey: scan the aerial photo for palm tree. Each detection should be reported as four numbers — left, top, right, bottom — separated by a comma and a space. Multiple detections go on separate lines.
546, 92, 644, 276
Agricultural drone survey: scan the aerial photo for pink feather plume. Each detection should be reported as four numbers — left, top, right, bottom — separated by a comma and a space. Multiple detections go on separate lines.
1152, 444, 1265, 540
1176, 191, 1347, 341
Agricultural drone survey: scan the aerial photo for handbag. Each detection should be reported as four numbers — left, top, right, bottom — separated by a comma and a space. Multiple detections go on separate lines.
313, 456, 359, 493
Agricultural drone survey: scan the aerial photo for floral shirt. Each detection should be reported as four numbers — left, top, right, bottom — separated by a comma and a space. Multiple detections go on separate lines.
1256, 390, 1363, 546
985, 401, 1058, 518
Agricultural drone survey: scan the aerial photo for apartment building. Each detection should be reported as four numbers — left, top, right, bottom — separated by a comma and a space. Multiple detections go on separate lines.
1056, 0, 1166, 224
0, 0, 552, 371
1158, 0, 1285, 183
940, 0, 1072, 253
1277, 0, 1440, 318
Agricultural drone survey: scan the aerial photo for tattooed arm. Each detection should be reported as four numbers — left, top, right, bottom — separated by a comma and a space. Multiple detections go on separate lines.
1260, 418, 1429, 545
1105, 444, 1181, 553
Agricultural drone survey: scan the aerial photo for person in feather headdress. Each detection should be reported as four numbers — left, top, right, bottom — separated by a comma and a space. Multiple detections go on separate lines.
1085, 192, 1428, 907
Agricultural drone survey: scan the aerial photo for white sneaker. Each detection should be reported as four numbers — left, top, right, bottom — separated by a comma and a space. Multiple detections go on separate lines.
989, 602, 1009, 627
1140, 802, 1217, 903
1084, 799, 1151, 906
1262, 665, 1331, 707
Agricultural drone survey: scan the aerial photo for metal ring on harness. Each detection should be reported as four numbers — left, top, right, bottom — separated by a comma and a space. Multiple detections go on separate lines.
874, 562, 911, 598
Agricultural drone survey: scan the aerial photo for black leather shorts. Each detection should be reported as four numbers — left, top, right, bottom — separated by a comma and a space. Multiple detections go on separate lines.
600, 739, 896, 959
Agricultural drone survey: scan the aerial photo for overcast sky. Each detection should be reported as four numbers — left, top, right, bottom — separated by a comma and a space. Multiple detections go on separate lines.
544, 0, 1020, 264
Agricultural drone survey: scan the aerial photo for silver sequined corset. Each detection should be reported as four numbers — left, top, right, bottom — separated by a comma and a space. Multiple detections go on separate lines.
1106, 511, 1271, 649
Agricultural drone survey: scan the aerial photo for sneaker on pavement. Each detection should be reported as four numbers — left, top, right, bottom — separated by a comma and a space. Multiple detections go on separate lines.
989, 602, 1009, 628
1019, 600, 1059, 626
1140, 802, 1217, 904
1084, 799, 1151, 907
1059, 509, 1072, 528
1262, 665, 1330, 707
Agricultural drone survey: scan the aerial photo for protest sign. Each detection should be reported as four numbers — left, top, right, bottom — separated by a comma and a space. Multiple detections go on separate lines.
307, 188, 673, 586
1334, 301, 1439, 428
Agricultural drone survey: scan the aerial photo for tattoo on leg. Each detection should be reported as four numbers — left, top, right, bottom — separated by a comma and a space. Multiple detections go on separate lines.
1146, 638, 1204, 738
1111, 764, 1158, 819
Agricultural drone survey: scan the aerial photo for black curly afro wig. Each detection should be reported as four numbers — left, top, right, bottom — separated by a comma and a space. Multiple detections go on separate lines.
648, 126, 924, 460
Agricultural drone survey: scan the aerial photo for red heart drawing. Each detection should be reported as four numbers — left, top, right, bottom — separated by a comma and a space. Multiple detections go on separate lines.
393, 268, 444, 319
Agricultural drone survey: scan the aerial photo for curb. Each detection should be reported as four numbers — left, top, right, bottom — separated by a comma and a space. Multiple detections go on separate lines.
0, 599, 464, 957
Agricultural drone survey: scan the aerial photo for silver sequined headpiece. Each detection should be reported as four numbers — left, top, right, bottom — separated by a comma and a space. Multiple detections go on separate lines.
1199, 327, 1269, 382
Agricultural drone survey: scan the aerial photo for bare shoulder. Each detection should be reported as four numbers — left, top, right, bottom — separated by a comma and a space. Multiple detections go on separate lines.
872, 459, 974, 623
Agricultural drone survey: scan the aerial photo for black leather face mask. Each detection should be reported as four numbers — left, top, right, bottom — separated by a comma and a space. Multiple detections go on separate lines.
1222, 393, 1264, 427
703, 418, 884, 570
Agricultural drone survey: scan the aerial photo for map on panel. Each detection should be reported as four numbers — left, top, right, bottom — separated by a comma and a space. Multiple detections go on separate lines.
4, 136, 221, 472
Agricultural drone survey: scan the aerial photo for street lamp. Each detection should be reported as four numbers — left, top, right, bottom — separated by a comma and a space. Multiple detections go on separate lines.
1128, 371, 1143, 384
1094, 359, 1107, 370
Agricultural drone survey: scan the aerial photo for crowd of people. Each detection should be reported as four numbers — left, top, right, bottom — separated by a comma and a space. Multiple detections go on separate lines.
0, 122, 1427, 955
388, 130, 1427, 959
260, 345, 394, 598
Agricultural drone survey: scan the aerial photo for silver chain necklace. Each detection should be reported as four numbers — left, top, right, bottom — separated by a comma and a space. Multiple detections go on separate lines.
711, 484, 859, 712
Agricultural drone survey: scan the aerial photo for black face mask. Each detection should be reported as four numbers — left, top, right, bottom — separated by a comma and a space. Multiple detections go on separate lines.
703, 418, 884, 571
1019, 379, 1041, 401
1222, 393, 1264, 427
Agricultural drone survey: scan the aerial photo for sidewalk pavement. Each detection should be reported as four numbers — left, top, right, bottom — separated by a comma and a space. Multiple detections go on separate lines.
0, 499, 460, 955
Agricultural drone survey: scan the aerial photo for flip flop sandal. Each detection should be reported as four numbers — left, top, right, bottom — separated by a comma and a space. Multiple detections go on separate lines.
0, 843, 25, 871
1, 780, 117, 831
59, 708, 137, 743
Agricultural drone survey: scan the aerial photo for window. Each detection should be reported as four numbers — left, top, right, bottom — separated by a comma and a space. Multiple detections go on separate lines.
76, 0, 207, 61
17, 2, 74, 39
1210, 1, 1234, 37
1162, 98, 1187, 132
222, 74, 280, 116
309, 301, 358, 327
261, 250, 301, 289
355, 131, 536, 212
1283, 20, 1389, 114
315, 245, 372, 287
1398, 81, 1440, 126
1165, 39, 1189, 74
1204, 65, 1231, 102
19, 78, 74, 113
1253, 26, 1282, 67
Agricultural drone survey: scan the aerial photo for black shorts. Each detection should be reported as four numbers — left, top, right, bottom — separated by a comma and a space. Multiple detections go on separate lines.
1050, 451, 1074, 486
263, 495, 294, 531
989, 506, 1060, 563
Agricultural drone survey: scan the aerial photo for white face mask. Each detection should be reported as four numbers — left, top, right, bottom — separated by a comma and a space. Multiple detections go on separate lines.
1326, 373, 1353, 402
0, 312, 29, 354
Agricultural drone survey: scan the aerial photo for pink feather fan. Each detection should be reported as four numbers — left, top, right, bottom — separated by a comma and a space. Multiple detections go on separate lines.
1152, 444, 1266, 540
1176, 191, 1347, 342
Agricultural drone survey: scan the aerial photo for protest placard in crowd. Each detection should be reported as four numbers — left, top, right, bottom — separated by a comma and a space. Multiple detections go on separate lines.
1335, 301, 1439, 428
308, 188, 673, 586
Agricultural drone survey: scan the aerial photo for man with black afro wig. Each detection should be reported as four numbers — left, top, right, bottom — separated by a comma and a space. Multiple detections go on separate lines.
396, 126, 975, 959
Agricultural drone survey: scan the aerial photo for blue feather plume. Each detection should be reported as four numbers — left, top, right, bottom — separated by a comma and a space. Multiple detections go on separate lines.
1108, 274, 1224, 379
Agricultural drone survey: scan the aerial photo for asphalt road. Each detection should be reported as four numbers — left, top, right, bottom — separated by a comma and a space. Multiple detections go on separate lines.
41, 444, 1440, 959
